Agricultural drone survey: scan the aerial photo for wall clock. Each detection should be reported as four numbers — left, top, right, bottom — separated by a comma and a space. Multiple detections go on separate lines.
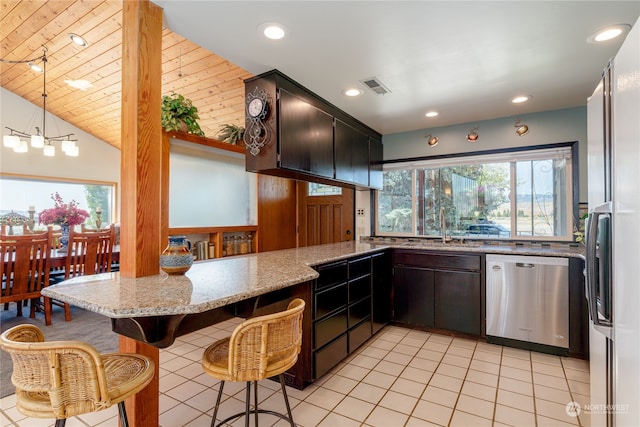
245, 87, 271, 156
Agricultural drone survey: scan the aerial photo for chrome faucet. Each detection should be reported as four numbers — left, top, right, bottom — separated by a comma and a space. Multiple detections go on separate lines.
439, 206, 452, 243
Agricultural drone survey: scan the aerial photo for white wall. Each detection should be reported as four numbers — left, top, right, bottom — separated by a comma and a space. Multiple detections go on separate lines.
0, 88, 120, 184
356, 106, 588, 238
169, 140, 257, 227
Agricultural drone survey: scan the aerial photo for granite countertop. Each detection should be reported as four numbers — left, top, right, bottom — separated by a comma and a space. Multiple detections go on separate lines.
42, 239, 583, 319
367, 238, 585, 259
41, 241, 385, 319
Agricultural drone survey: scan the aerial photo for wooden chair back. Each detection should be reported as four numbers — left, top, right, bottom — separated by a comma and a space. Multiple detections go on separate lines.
0, 229, 53, 311
0, 223, 30, 235
65, 224, 115, 279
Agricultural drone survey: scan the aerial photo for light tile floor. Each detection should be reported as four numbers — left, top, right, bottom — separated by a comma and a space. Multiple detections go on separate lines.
1, 320, 591, 427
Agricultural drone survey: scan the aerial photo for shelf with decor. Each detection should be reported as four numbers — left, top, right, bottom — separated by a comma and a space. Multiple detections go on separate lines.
167, 225, 258, 261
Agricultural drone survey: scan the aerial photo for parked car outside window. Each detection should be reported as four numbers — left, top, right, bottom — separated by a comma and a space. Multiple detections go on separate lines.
465, 224, 511, 237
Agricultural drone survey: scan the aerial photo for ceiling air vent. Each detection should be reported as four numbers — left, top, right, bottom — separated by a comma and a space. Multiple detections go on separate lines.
360, 77, 391, 95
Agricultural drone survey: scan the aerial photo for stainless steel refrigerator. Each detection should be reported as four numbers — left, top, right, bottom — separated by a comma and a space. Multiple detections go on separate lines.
586, 16, 640, 427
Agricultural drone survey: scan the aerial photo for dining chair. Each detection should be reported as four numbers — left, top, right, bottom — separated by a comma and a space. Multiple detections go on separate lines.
0, 324, 155, 427
49, 224, 116, 324
65, 224, 115, 278
201, 298, 305, 427
0, 228, 54, 323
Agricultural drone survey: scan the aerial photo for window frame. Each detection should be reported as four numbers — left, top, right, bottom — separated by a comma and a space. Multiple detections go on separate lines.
375, 141, 579, 242
0, 172, 118, 227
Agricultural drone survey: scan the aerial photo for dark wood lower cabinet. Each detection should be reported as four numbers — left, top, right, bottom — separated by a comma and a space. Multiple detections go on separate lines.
309, 251, 391, 381
372, 251, 392, 334
434, 270, 481, 335
392, 266, 435, 327
392, 250, 483, 337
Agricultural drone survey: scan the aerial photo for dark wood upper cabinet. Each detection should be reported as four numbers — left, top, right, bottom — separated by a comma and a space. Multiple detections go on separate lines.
279, 89, 334, 178
244, 69, 382, 189
335, 119, 370, 186
369, 137, 383, 190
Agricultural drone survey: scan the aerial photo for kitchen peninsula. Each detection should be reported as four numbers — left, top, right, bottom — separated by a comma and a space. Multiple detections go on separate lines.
42, 239, 587, 425
42, 239, 585, 365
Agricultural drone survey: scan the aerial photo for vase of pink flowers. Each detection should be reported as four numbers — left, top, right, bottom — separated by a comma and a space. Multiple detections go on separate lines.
39, 193, 90, 249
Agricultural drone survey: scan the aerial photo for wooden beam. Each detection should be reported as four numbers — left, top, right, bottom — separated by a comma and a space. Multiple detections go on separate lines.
120, 0, 162, 278
120, 1, 163, 426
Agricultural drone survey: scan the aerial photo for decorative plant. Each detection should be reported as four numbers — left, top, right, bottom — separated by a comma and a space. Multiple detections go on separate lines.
573, 213, 589, 244
217, 124, 245, 145
161, 93, 205, 136
38, 192, 89, 226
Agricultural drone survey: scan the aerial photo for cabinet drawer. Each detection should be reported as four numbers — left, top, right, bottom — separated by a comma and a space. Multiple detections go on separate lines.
349, 319, 372, 352
315, 308, 347, 348
348, 297, 371, 327
314, 334, 348, 379
348, 256, 371, 279
315, 283, 347, 319
393, 250, 481, 271
315, 261, 348, 290
349, 276, 371, 303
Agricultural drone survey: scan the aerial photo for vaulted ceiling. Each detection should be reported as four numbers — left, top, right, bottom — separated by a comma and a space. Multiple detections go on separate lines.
2, 1, 639, 153
0, 0, 251, 150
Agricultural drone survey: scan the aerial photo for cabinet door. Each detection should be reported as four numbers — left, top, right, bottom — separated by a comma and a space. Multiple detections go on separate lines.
369, 138, 383, 190
393, 266, 434, 327
372, 251, 391, 333
335, 119, 370, 186
279, 89, 334, 178
434, 270, 481, 335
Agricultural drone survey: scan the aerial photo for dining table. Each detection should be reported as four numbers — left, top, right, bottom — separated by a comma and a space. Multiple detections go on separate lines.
41, 241, 385, 426
48, 245, 120, 270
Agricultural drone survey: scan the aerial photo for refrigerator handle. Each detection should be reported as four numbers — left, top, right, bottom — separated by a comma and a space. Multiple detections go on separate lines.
586, 202, 613, 338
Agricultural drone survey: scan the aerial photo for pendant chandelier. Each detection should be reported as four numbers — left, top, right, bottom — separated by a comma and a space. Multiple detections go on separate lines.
2, 46, 79, 157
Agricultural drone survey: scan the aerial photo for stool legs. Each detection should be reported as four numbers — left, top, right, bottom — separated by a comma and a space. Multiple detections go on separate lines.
278, 374, 295, 426
117, 401, 129, 427
211, 380, 225, 427
210, 377, 296, 427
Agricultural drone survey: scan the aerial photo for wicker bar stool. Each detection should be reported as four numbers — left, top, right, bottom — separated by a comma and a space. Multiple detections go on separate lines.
0, 324, 155, 427
202, 298, 305, 427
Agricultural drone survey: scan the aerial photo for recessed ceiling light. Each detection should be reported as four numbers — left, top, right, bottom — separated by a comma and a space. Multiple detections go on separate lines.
343, 88, 362, 97
588, 24, 631, 43
69, 33, 89, 47
64, 79, 93, 91
425, 111, 439, 118
512, 95, 530, 104
259, 23, 286, 40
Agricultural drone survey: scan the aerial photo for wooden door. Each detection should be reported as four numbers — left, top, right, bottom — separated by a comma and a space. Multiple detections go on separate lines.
297, 182, 354, 247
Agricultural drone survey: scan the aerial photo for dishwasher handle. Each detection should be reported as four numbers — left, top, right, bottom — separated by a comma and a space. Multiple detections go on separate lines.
516, 262, 535, 268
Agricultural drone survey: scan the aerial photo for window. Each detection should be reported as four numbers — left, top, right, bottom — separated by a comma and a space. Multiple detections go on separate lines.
0, 174, 116, 231
308, 183, 342, 196
376, 144, 576, 241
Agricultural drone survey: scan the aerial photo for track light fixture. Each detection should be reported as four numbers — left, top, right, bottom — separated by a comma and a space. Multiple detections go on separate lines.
467, 125, 479, 142
514, 118, 530, 136
424, 133, 439, 147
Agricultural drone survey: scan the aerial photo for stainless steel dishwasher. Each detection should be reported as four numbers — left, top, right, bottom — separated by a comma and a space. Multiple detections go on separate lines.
486, 254, 569, 349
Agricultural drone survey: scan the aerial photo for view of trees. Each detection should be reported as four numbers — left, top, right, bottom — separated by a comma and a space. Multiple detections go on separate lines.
377, 156, 570, 239
378, 164, 510, 235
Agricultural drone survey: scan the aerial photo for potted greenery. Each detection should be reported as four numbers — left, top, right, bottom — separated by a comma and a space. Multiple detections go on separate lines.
161, 93, 205, 136
217, 124, 245, 145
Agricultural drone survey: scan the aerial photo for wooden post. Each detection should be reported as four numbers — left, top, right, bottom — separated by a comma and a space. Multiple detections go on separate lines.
120, 1, 163, 426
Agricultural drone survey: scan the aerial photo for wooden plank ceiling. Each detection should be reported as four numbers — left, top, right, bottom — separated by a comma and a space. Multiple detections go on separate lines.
0, 0, 253, 150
